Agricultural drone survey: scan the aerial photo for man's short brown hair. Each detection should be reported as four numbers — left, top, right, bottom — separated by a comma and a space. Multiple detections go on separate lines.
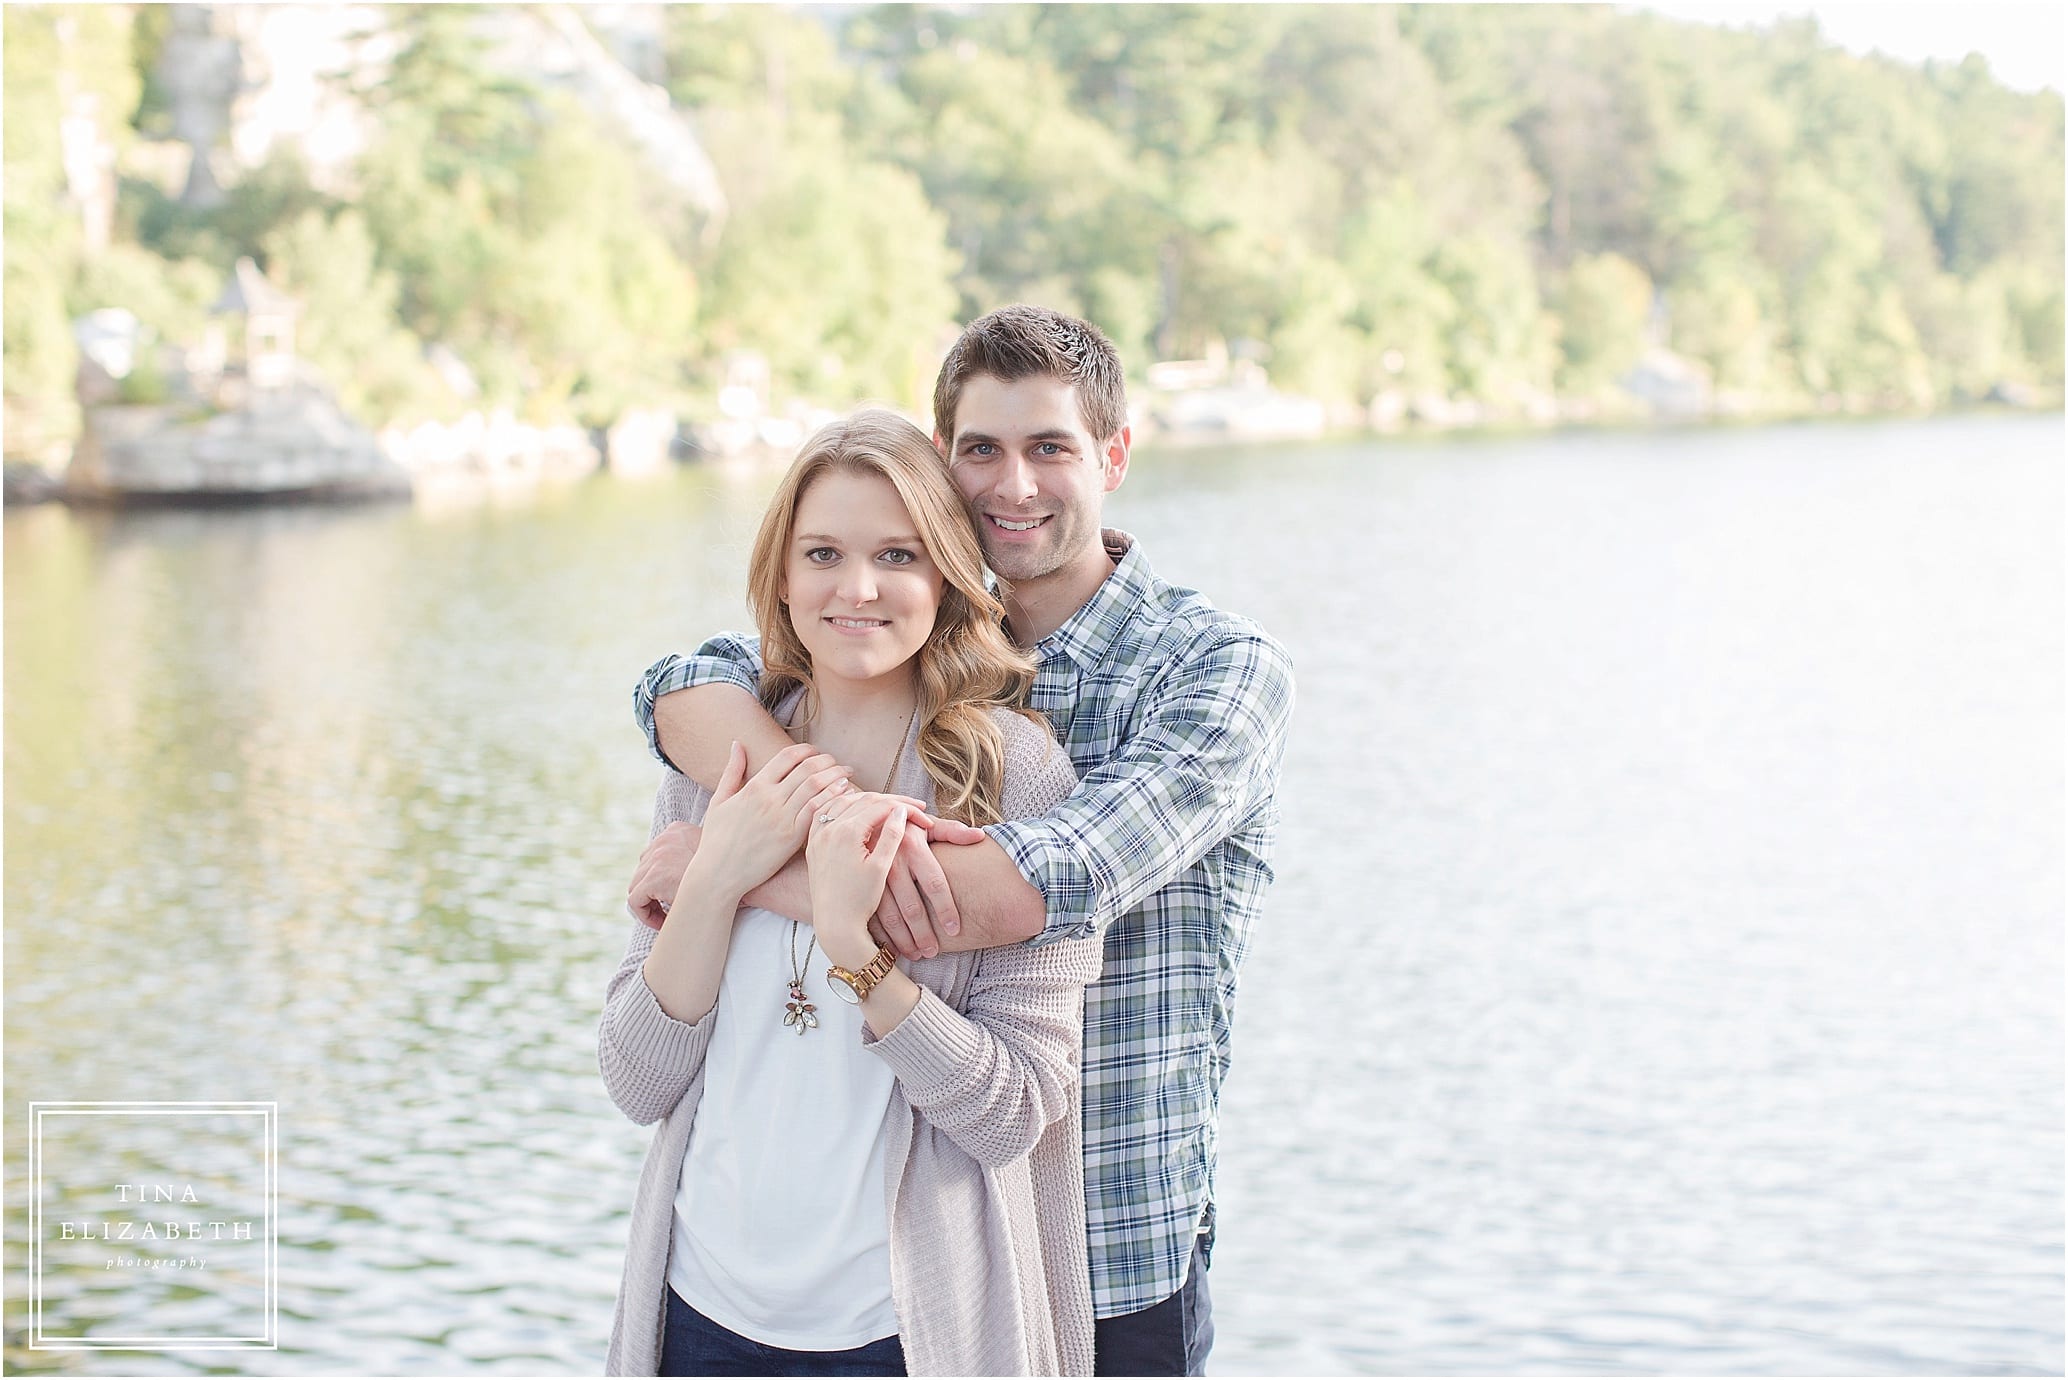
933, 305, 1128, 444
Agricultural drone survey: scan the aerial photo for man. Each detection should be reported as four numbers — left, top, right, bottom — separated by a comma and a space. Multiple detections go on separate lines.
628, 305, 1293, 1376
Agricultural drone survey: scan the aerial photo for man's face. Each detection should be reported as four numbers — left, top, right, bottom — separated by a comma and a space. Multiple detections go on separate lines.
942, 373, 1127, 584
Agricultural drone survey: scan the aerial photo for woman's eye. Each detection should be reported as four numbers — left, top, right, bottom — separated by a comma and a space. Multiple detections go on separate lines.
880, 549, 916, 566
806, 548, 837, 564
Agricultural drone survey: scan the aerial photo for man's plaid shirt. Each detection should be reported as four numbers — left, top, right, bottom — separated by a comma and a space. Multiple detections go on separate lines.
634, 531, 1294, 1317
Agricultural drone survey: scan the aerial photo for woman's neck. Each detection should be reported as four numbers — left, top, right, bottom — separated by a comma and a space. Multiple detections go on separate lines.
792, 672, 921, 792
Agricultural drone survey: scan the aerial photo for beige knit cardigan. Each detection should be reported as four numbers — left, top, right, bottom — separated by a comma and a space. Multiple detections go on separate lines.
600, 705, 1100, 1377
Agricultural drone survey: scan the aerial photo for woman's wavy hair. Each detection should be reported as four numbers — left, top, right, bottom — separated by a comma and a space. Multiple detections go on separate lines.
746, 408, 1039, 826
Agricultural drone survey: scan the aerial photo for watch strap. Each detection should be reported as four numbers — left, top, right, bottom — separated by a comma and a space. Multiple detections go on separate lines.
828, 943, 898, 1002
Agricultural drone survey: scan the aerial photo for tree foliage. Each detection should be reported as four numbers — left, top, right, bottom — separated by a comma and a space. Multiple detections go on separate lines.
3, 1, 2060, 458
5, 5, 141, 456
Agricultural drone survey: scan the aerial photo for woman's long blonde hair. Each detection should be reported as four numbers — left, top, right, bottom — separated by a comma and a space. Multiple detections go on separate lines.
747, 409, 1038, 826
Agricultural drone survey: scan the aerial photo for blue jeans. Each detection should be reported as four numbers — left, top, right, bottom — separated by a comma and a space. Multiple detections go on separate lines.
661, 1289, 906, 1377
1093, 1207, 1216, 1376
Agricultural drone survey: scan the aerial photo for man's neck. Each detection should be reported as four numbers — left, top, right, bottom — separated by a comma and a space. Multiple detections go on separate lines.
1002, 538, 1119, 645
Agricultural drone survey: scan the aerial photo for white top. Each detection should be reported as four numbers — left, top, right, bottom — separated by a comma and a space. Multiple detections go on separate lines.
665, 901, 900, 1350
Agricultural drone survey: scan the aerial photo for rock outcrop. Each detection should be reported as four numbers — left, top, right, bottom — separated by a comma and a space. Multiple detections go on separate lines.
65, 386, 410, 504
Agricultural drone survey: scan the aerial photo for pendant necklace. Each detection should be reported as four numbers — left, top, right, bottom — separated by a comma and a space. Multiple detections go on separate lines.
780, 702, 916, 1034
782, 923, 820, 1034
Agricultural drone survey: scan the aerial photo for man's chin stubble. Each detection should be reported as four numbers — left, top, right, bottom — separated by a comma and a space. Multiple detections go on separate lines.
984, 551, 1062, 583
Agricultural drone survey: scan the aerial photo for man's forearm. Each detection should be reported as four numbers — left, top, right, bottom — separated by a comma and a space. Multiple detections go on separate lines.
682, 834, 1040, 949
743, 853, 812, 923
656, 683, 793, 788
930, 837, 1047, 953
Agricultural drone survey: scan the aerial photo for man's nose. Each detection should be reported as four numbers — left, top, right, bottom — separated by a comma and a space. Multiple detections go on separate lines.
995, 454, 1038, 504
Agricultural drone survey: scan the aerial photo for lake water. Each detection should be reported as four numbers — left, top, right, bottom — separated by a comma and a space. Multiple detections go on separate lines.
5, 413, 2061, 1375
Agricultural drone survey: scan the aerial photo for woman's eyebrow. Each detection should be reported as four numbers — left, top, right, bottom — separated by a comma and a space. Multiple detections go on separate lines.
796, 531, 924, 546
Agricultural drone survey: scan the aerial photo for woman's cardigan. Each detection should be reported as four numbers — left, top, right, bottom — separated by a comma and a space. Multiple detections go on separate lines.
600, 706, 1100, 1376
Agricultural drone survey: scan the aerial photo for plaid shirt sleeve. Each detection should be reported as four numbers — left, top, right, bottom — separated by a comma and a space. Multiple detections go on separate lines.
631, 632, 764, 769
987, 627, 1294, 945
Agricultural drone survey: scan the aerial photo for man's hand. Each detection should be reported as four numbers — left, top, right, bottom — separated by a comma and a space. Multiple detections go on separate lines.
872, 827, 969, 960
806, 793, 909, 969
918, 814, 987, 847
629, 821, 702, 930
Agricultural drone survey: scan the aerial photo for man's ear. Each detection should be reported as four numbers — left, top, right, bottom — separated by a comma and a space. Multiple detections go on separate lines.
1101, 425, 1132, 493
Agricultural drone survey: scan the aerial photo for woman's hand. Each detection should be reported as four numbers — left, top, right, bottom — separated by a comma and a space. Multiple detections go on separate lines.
806, 792, 909, 968
689, 741, 853, 900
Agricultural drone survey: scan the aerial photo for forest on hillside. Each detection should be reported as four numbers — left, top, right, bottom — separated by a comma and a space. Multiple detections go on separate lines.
4, 3, 2061, 460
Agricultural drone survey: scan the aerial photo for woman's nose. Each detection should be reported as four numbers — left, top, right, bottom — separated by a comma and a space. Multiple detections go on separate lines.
839, 567, 877, 603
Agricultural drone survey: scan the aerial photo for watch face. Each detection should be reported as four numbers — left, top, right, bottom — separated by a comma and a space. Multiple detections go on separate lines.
831, 973, 864, 1005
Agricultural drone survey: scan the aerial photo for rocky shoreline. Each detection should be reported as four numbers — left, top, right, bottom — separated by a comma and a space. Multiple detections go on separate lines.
6, 387, 2055, 510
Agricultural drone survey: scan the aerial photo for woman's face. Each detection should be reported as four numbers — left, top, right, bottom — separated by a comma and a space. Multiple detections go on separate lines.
783, 469, 945, 692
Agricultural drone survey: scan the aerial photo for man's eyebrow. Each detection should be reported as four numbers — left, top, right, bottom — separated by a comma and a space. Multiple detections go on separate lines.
954, 428, 1078, 445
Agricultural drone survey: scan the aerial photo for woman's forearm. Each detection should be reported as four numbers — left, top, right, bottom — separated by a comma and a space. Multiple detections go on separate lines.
857, 969, 923, 1036
818, 914, 922, 1034
864, 938, 1102, 1166
641, 862, 743, 1023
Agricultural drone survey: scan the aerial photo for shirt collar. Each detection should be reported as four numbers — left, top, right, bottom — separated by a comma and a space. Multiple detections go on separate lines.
1032, 528, 1155, 672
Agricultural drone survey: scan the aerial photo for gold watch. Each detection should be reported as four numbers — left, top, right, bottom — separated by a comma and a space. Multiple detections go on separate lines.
827, 944, 898, 1005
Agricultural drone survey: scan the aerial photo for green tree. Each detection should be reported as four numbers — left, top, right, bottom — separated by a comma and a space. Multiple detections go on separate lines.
67, 242, 220, 364
1667, 264, 1778, 396
1553, 253, 1654, 392
5, 5, 142, 458
700, 133, 957, 408
356, 14, 701, 424
1429, 234, 1558, 403
259, 209, 452, 423
1340, 183, 1458, 398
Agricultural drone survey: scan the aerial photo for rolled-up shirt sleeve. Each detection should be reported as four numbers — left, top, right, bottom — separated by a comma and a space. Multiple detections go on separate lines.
986, 626, 1294, 945
632, 632, 765, 768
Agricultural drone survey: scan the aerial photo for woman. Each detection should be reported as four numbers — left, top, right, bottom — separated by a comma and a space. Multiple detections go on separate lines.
600, 409, 1100, 1377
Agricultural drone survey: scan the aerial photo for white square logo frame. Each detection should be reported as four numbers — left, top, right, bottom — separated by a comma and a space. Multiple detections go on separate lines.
28, 1100, 279, 1351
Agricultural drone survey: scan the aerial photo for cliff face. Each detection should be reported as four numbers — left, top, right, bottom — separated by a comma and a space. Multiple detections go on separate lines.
151, 4, 724, 226
483, 5, 727, 234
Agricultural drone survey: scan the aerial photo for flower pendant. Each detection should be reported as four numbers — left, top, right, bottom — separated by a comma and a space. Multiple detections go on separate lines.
782, 982, 818, 1035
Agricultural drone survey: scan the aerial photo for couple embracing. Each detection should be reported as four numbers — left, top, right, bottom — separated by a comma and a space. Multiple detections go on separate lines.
599, 306, 1294, 1377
